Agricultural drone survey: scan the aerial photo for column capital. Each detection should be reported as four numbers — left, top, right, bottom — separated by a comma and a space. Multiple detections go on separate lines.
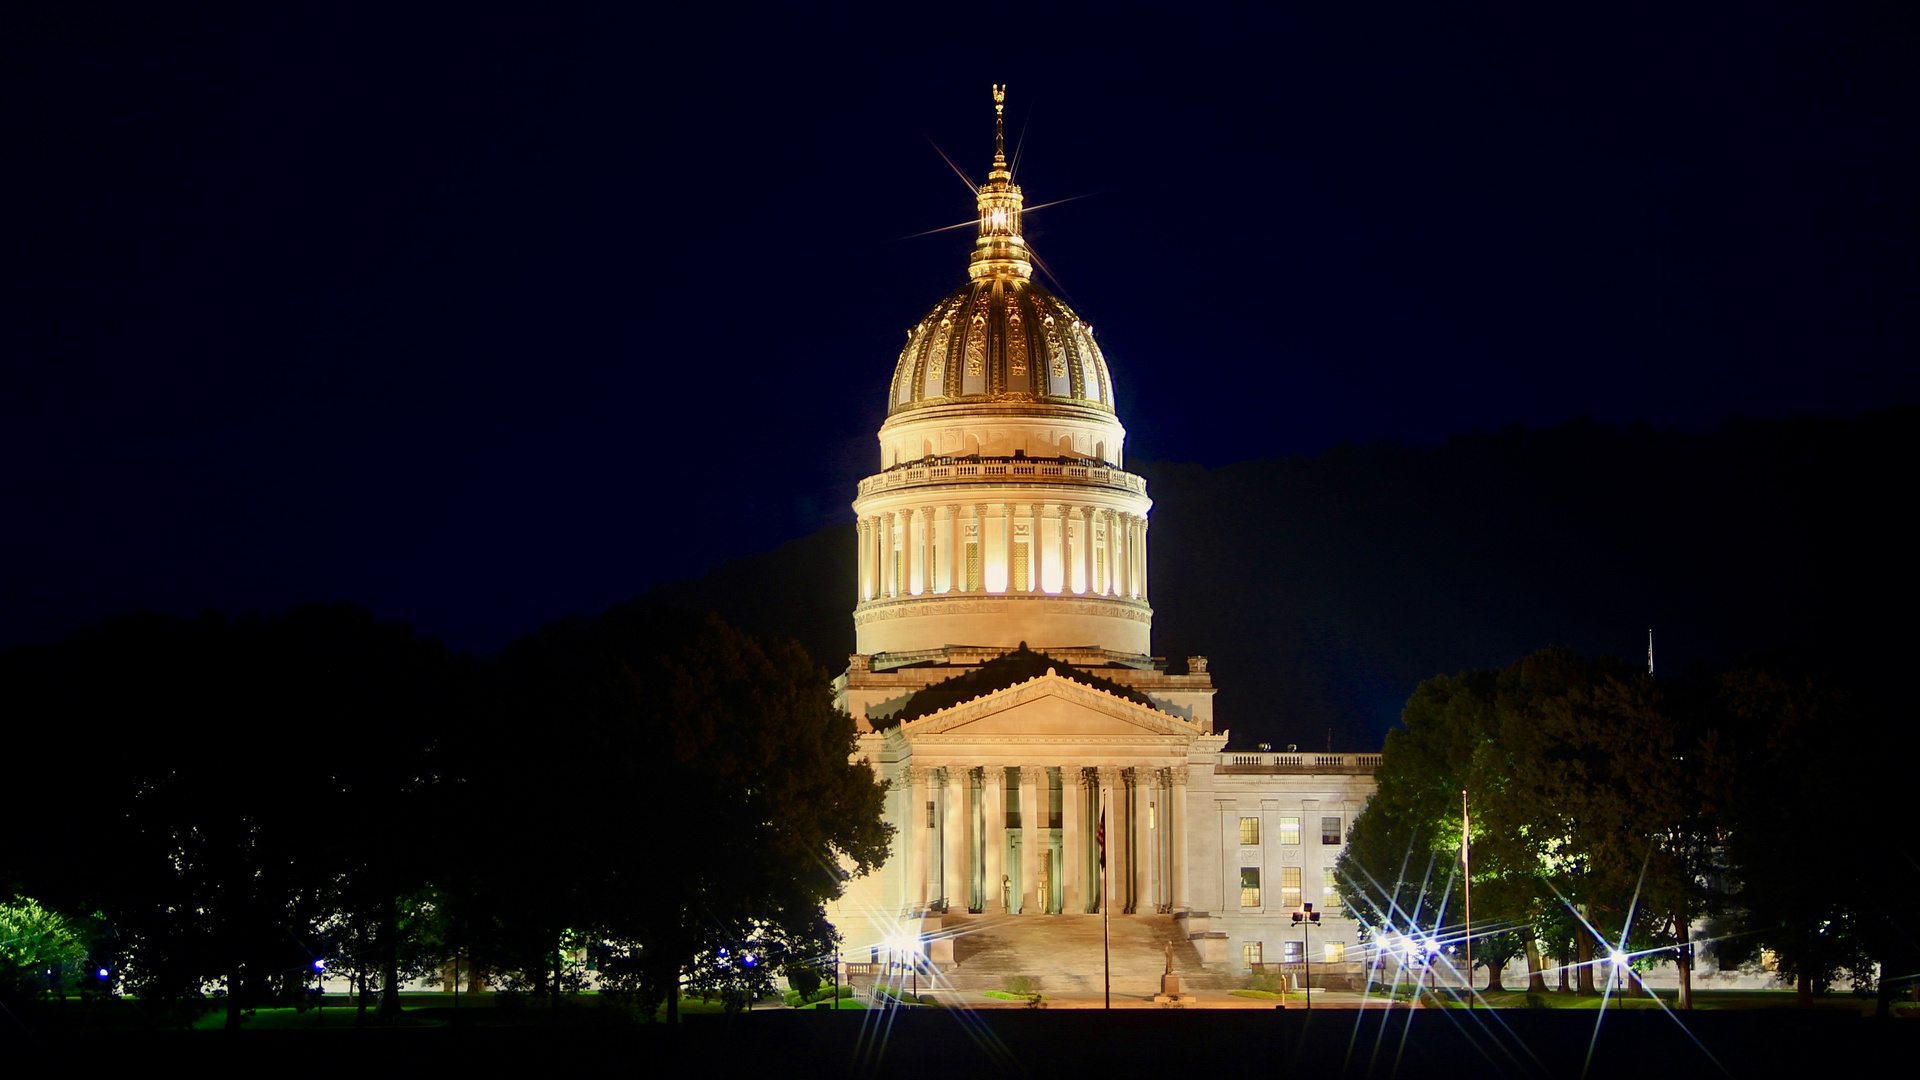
1018, 763, 1047, 782
1071, 765, 1094, 789
946, 503, 962, 513
980, 764, 1006, 783
909, 764, 935, 785
1169, 764, 1191, 785
942, 765, 967, 785
1096, 765, 1123, 786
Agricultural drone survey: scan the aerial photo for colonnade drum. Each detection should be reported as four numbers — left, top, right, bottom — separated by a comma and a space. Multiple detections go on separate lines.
858, 498, 1148, 605
904, 763, 1191, 917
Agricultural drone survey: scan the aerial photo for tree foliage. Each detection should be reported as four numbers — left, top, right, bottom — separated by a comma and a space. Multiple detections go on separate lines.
448, 603, 892, 1016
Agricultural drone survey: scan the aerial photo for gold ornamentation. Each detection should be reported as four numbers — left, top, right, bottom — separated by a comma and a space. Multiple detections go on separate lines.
1043, 313, 1067, 379
964, 290, 991, 378
1007, 294, 1029, 376
1074, 323, 1100, 399
927, 304, 956, 388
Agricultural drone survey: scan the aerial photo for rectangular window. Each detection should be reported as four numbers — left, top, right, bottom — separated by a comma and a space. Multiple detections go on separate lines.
1322, 816, 1343, 845
927, 801, 936, 829
1281, 866, 1302, 910
893, 552, 903, 595
1047, 770, 1063, 829
1011, 541, 1030, 590
1240, 867, 1261, 908
1243, 942, 1263, 969
1005, 770, 1020, 829
1325, 942, 1346, 964
1282, 940, 1303, 962
966, 543, 981, 591
1323, 866, 1339, 901
1279, 816, 1301, 845
1097, 549, 1107, 591
1238, 816, 1260, 846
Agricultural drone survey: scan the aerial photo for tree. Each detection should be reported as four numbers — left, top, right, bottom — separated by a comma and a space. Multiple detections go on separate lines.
2, 604, 461, 1027
0, 896, 94, 1001
1343, 648, 1733, 1002
451, 604, 891, 1021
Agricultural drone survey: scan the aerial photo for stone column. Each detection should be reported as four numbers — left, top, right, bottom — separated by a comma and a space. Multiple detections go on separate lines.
1061, 767, 1084, 913
981, 766, 1006, 912
1082, 506, 1096, 597
881, 512, 896, 598
1097, 509, 1112, 595
1170, 765, 1190, 912
921, 505, 936, 596
1058, 503, 1073, 595
909, 765, 933, 911
1005, 505, 1018, 594
1114, 513, 1130, 599
1096, 766, 1120, 913
1128, 518, 1144, 599
1131, 768, 1151, 912
900, 507, 918, 596
856, 518, 869, 602
946, 504, 963, 594
1019, 766, 1042, 914
943, 767, 967, 912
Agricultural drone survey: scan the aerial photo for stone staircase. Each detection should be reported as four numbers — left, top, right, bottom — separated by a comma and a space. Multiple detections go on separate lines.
932, 913, 1243, 996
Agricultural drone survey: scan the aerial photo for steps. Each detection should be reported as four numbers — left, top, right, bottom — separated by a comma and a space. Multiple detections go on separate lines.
931, 913, 1244, 995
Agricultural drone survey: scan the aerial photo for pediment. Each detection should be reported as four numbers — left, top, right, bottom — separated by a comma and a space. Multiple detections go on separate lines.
899, 672, 1203, 741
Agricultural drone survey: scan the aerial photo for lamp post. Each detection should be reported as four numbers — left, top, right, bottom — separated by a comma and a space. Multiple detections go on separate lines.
1291, 902, 1321, 1009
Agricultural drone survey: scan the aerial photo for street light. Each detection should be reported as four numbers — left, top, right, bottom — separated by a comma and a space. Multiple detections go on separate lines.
1291, 902, 1321, 1009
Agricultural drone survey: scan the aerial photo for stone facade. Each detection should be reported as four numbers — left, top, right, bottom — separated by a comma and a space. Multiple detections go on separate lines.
823, 94, 1377, 981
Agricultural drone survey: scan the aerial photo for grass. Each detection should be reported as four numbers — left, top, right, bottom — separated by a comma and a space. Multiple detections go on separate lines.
983, 990, 1047, 1003
1230, 989, 1286, 1001
1421, 988, 1911, 1014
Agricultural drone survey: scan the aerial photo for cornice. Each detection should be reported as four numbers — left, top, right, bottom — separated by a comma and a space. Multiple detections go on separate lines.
898, 670, 1205, 740
854, 594, 1153, 625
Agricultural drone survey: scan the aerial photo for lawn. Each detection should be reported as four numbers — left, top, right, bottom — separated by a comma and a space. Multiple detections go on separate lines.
1426, 988, 1911, 1014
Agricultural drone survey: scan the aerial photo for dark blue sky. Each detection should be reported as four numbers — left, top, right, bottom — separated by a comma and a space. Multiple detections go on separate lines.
4, 5, 1913, 655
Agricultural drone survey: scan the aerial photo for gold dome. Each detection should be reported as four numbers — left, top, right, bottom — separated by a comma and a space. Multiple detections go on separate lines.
887, 277, 1114, 415
887, 86, 1114, 416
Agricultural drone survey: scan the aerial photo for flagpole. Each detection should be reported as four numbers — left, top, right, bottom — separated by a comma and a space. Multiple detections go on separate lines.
1462, 788, 1473, 1009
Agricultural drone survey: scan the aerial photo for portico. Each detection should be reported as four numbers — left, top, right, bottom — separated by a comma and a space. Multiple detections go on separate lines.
889, 667, 1202, 919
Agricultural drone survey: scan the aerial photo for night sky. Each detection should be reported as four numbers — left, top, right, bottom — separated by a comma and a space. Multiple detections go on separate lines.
5, 8, 1914, 677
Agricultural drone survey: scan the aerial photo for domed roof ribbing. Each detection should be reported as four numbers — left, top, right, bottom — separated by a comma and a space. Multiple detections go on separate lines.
886, 85, 1115, 417
888, 278, 1113, 415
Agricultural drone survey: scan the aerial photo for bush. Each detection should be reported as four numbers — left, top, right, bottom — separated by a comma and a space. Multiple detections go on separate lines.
1524, 993, 1553, 1009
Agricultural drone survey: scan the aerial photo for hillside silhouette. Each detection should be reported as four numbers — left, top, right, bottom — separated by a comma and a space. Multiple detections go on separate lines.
652, 406, 1916, 748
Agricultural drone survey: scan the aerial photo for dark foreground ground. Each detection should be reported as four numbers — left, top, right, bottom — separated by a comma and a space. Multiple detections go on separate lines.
5, 1008, 1912, 1077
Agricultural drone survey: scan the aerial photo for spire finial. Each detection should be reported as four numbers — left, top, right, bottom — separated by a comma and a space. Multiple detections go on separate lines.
969, 84, 1029, 280
992, 84, 1007, 165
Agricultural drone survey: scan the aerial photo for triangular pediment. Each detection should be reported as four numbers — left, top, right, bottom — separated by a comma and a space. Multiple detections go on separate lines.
899, 672, 1203, 740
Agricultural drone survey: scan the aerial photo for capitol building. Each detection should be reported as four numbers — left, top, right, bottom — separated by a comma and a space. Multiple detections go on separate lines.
823, 91, 1379, 996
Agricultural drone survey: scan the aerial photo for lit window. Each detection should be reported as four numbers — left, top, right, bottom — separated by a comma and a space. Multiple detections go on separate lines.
1279, 816, 1301, 845
1239, 816, 1260, 846
1282, 941, 1303, 962
1326, 942, 1346, 964
1323, 866, 1339, 901
1322, 816, 1342, 845
1280, 866, 1301, 909
1243, 942, 1263, 969
1011, 541, 1030, 590
1240, 868, 1261, 907
966, 543, 981, 591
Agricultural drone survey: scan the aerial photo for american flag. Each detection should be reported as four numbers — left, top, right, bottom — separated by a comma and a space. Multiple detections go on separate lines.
1096, 808, 1106, 869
